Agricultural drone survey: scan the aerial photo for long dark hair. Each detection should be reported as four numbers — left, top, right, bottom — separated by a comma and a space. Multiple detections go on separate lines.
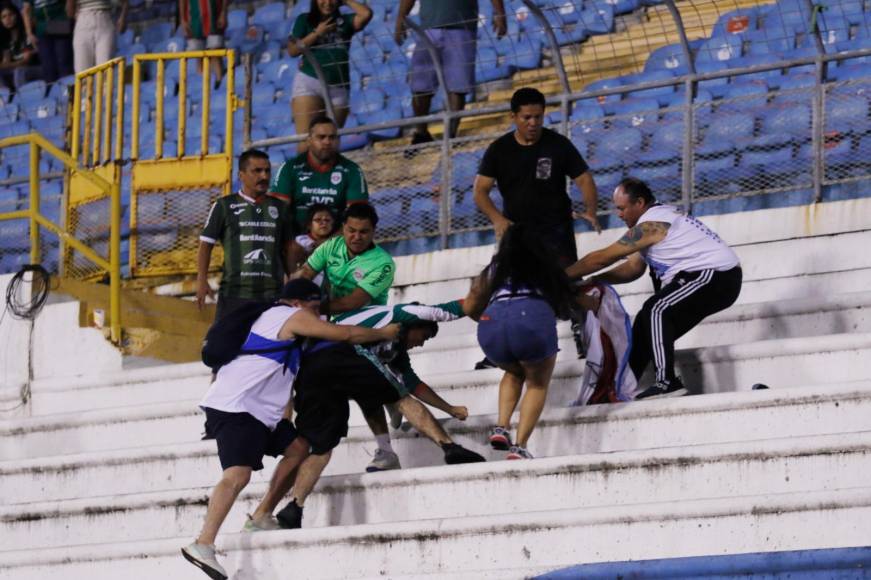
307, 0, 338, 27
488, 224, 575, 319
0, 3, 25, 45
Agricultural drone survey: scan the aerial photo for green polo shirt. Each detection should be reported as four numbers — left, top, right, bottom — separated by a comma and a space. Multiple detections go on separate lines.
306, 235, 394, 306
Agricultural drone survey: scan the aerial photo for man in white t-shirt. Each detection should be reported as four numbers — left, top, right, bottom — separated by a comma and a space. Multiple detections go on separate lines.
182, 279, 398, 580
566, 177, 742, 400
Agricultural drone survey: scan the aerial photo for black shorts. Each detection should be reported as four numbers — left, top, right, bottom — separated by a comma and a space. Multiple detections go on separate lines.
525, 221, 578, 267
203, 407, 298, 471
294, 343, 405, 455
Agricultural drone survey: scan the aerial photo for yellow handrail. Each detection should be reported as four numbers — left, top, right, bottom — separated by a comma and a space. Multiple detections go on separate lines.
0, 133, 121, 343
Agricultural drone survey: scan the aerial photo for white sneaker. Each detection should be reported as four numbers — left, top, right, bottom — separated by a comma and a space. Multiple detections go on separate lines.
242, 514, 281, 532
386, 403, 403, 429
181, 542, 228, 580
365, 448, 401, 472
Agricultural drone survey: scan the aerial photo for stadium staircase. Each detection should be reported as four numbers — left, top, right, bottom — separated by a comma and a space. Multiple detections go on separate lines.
1, 196, 870, 578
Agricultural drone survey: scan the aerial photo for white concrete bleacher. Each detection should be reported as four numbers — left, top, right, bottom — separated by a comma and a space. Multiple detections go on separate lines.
1, 197, 870, 579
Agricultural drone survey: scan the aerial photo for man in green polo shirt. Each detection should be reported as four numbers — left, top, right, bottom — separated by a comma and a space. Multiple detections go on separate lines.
270, 115, 369, 232
197, 149, 294, 321
294, 202, 400, 471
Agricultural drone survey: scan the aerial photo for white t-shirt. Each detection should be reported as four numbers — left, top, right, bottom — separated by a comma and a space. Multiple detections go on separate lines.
200, 305, 302, 429
636, 204, 739, 285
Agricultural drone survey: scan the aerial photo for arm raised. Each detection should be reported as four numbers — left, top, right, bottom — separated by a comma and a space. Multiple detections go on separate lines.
278, 307, 399, 343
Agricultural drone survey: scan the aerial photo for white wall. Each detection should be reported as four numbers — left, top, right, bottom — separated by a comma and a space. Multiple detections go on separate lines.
0, 273, 32, 395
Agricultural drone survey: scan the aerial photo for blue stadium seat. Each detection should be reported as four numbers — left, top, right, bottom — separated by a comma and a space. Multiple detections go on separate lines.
638, 118, 684, 163
252, 2, 287, 34
760, 102, 811, 138
251, 82, 276, 108
0, 102, 20, 125
579, 2, 614, 35
502, 33, 543, 71
743, 30, 793, 56
699, 113, 754, 155
591, 127, 643, 170
712, 7, 760, 38
0, 120, 30, 138
695, 35, 742, 64
18, 80, 47, 102
610, 98, 660, 129
364, 106, 402, 139
622, 69, 676, 105
350, 87, 386, 118
718, 81, 770, 113
694, 60, 731, 98
826, 95, 868, 134
475, 47, 513, 83
644, 43, 691, 75
729, 54, 783, 87
260, 57, 299, 85
580, 77, 624, 113
141, 22, 173, 47
541, 3, 588, 46
116, 28, 134, 50
227, 9, 248, 34
22, 98, 57, 120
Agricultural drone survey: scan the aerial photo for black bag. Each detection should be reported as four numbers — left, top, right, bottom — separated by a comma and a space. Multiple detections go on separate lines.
201, 302, 298, 371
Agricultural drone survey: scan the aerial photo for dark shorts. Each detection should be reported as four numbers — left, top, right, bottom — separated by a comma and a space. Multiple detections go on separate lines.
203, 407, 298, 471
521, 221, 578, 267
410, 28, 476, 95
294, 343, 405, 455
477, 297, 559, 365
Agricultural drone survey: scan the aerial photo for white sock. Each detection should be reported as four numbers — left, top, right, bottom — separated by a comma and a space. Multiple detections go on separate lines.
375, 433, 394, 453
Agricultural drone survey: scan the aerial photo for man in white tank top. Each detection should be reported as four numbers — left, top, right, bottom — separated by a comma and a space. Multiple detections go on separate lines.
566, 177, 742, 400
183, 279, 399, 580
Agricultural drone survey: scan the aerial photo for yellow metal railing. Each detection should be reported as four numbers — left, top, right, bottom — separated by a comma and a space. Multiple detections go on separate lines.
0, 133, 121, 343
129, 50, 236, 277
71, 57, 125, 169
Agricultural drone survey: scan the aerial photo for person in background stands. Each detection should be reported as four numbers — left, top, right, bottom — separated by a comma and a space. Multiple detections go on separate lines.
197, 149, 294, 322
464, 224, 576, 460
0, 3, 39, 91
270, 115, 368, 233
474, 87, 601, 364
21, 0, 73, 83
288, 0, 372, 145
179, 0, 227, 83
69, 0, 127, 73
395, 0, 506, 148
566, 177, 742, 400
286, 202, 337, 282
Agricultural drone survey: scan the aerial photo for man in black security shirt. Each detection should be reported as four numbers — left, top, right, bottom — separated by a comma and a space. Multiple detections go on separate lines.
475, 87, 601, 260
474, 87, 601, 361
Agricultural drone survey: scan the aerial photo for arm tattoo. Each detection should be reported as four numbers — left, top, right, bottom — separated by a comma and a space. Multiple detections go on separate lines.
617, 221, 670, 248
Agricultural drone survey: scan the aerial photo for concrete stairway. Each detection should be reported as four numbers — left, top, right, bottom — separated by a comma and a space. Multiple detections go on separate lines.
1, 201, 870, 578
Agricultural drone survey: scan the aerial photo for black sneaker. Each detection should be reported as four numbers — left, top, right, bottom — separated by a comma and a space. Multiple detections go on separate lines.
635, 377, 688, 400
403, 131, 435, 159
276, 499, 303, 529
571, 321, 586, 359
474, 356, 498, 370
442, 442, 486, 464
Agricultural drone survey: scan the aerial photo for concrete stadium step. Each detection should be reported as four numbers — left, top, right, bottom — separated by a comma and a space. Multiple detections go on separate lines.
3, 327, 871, 462
410, 290, 871, 375
3, 430, 869, 551
3, 380, 871, 505
2, 486, 870, 580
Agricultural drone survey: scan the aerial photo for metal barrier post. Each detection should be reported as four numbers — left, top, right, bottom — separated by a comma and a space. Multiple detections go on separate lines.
298, 44, 336, 122
404, 18, 453, 248
243, 53, 253, 150
132, 58, 141, 160
663, 0, 697, 212
109, 178, 121, 343
29, 139, 40, 265
804, 0, 826, 203
521, 0, 571, 127
224, 49, 235, 195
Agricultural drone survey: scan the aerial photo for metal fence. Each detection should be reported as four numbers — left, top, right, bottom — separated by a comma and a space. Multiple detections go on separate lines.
245, 0, 871, 250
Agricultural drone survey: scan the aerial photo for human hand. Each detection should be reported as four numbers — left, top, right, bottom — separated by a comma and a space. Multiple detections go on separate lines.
196, 279, 215, 309
27, 33, 38, 48
315, 17, 336, 37
493, 215, 513, 239
492, 13, 507, 38
217, 11, 226, 31
450, 405, 468, 421
573, 210, 601, 233
381, 322, 402, 341
181, 21, 192, 37
394, 18, 406, 44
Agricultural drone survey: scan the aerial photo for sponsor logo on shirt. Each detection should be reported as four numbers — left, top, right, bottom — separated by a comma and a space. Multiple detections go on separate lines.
243, 248, 272, 265
301, 186, 338, 195
298, 174, 313, 181
353, 268, 365, 281
268, 206, 279, 219
239, 221, 277, 228
330, 171, 342, 185
240, 234, 276, 242
371, 264, 393, 287
536, 157, 552, 180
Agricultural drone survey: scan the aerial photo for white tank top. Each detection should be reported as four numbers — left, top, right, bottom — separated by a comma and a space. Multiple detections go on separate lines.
200, 305, 302, 429
636, 204, 739, 285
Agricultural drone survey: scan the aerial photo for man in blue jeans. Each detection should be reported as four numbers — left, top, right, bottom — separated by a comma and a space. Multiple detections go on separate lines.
395, 0, 506, 144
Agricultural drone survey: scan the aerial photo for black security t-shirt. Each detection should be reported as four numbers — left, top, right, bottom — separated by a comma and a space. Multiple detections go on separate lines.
478, 128, 589, 227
